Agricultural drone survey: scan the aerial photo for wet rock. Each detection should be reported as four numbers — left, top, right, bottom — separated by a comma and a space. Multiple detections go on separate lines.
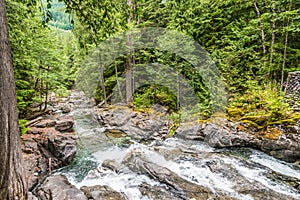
80, 185, 126, 200
36, 175, 87, 200
175, 122, 204, 140
96, 106, 167, 140
175, 121, 300, 163
55, 120, 74, 132
139, 182, 182, 200
101, 159, 124, 173
122, 149, 232, 200
202, 124, 252, 148
203, 156, 299, 200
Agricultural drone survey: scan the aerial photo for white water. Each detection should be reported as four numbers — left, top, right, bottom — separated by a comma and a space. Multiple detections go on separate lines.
60, 92, 300, 200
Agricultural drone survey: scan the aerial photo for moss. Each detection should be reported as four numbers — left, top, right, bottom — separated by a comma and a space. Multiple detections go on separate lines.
269, 113, 300, 126
262, 128, 283, 140
228, 107, 244, 117
240, 115, 270, 126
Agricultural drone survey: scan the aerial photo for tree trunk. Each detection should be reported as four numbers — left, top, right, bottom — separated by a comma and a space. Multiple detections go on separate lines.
281, 20, 289, 91
0, 0, 27, 199
125, 0, 134, 103
269, 0, 276, 79
253, 0, 267, 55
98, 53, 107, 104
112, 39, 124, 102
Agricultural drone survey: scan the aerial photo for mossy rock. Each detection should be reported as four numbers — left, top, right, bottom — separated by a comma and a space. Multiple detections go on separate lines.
269, 113, 300, 126
240, 115, 270, 126
240, 120, 265, 130
228, 107, 244, 117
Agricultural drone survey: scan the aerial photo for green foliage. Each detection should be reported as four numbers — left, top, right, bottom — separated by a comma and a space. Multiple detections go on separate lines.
7, 0, 81, 136
19, 119, 28, 136
228, 82, 292, 125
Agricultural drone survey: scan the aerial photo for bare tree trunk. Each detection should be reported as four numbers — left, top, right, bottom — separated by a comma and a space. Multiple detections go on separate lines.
112, 39, 124, 102
253, 0, 267, 55
39, 78, 43, 111
177, 72, 181, 109
269, 0, 276, 79
98, 53, 107, 104
281, 20, 289, 91
43, 66, 50, 111
281, 0, 292, 91
125, 0, 134, 103
0, 0, 27, 199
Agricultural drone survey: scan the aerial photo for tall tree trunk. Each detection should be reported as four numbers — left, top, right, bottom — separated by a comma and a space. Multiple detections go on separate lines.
269, 0, 276, 79
0, 0, 27, 199
98, 53, 107, 104
43, 66, 49, 111
281, 0, 292, 91
177, 72, 181, 109
253, 0, 267, 55
281, 20, 289, 91
125, 0, 134, 103
112, 39, 124, 102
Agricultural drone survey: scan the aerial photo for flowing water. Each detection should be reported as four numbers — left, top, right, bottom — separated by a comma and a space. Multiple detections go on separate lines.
57, 92, 300, 199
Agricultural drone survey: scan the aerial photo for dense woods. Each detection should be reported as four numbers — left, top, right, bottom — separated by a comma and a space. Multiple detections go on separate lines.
4, 0, 300, 127
0, 0, 299, 198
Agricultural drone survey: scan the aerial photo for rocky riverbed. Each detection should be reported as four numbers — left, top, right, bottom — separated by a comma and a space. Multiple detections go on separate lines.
23, 91, 300, 200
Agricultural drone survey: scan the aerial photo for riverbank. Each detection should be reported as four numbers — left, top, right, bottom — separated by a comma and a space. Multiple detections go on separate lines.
23, 91, 300, 199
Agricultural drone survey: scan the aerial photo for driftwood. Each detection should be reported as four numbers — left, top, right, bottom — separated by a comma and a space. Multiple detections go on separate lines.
26, 117, 43, 127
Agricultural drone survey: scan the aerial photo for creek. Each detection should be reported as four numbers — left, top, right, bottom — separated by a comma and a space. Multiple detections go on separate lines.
56, 91, 300, 200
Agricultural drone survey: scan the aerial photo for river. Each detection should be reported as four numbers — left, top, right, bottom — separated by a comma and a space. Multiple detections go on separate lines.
56, 91, 300, 200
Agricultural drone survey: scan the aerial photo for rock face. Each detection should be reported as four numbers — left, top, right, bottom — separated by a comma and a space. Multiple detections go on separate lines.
175, 121, 300, 163
22, 117, 77, 191
36, 175, 87, 200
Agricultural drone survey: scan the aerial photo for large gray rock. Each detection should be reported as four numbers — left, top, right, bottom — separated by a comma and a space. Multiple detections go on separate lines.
36, 175, 87, 200
122, 149, 233, 200
203, 124, 253, 148
80, 185, 126, 200
175, 121, 300, 163
96, 107, 167, 140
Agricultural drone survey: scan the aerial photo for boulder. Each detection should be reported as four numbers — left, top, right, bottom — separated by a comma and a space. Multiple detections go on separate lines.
55, 120, 74, 132
122, 149, 233, 200
81, 185, 126, 200
96, 107, 167, 140
36, 175, 87, 200
175, 121, 300, 163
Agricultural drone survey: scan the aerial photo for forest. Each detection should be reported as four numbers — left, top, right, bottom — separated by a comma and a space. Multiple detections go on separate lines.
1, 0, 300, 199
7, 0, 300, 130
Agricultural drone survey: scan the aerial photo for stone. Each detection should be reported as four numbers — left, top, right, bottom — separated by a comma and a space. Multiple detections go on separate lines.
35, 120, 56, 128
122, 149, 232, 200
21, 127, 77, 191
81, 185, 126, 200
139, 183, 182, 200
36, 175, 87, 200
55, 120, 74, 132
